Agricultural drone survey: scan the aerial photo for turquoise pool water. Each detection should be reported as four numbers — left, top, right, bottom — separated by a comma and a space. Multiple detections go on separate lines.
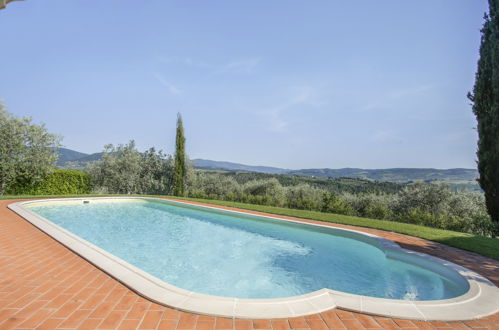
26, 199, 468, 300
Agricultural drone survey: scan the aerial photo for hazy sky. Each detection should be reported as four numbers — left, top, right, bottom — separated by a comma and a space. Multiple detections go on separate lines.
0, 0, 489, 169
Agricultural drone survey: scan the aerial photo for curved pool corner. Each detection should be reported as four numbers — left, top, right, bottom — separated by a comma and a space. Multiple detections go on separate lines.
7, 197, 499, 321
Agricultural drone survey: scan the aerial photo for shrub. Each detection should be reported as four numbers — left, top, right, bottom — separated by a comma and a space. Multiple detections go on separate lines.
388, 183, 496, 235
341, 193, 395, 219
0, 104, 60, 194
285, 184, 323, 210
394, 183, 447, 215
188, 173, 242, 201
87, 141, 173, 195
184, 172, 495, 236
243, 179, 286, 206
469, 215, 499, 237
7, 169, 91, 195
321, 192, 354, 215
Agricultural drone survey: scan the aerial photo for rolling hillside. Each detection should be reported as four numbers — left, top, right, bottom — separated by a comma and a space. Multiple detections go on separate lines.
193, 159, 288, 174
56, 148, 102, 169
287, 167, 478, 183
56, 149, 479, 190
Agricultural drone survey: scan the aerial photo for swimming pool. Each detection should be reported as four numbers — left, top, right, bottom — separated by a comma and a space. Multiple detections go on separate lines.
9, 197, 499, 320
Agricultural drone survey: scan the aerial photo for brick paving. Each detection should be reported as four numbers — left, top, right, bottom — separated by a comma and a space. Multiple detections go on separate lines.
0, 198, 498, 330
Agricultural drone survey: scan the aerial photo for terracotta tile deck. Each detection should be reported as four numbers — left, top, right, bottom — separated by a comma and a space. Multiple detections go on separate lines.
0, 198, 498, 330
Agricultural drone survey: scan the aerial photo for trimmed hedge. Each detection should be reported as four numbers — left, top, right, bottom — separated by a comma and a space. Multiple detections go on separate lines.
7, 170, 92, 195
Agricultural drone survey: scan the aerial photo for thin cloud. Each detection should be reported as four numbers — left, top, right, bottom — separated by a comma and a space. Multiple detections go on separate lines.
360, 84, 436, 111
159, 56, 211, 69
260, 87, 314, 132
218, 58, 261, 74
153, 73, 181, 95
369, 130, 405, 143
388, 84, 435, 98
441, 129, 476, 143
158, 55, 261, 75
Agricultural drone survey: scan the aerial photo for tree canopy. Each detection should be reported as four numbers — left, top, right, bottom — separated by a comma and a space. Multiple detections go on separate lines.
469, 0, 499, 231
0, 102, 60, 194
86, 141, 172, 194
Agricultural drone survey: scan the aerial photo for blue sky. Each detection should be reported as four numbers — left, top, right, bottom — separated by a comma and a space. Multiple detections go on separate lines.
0, 0, 488, 169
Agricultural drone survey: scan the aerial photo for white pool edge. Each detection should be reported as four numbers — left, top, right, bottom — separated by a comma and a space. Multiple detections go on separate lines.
7, 197, 499, 321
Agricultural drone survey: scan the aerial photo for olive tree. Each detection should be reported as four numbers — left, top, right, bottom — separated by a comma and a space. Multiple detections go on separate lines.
0, 103, 60, 194
285, 184, 323, 210
243, 178, 286, 206
187, 172, 242, 200
141, 147, 174, 194
87, 141, 172, 194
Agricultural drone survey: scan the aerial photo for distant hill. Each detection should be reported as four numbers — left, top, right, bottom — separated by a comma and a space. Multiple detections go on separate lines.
286, 167, 478, 183
57, 148, 102, 169
56, 149, 479, 190
191, 159, 480, 191
75, 152, 103, 163
192, 159, 477, 182
192, 159, 288, 174
56, 148, 89, 166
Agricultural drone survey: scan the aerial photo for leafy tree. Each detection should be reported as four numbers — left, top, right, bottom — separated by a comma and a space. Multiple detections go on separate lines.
243, 178, 286, 206
87, 141, 172, 194
285, 184, 323, 210
469, 0, 499, 231
188, 172, 242, 201
0, 102, 60, 194
394, 183, 453, 217
141, 147, 174, 194
173, 113, 187, 196
321, 192, 354, 216
87, 142, 141, 194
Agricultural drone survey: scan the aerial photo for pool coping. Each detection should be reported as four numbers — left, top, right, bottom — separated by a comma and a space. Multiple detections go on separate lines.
7, 197, 499, 321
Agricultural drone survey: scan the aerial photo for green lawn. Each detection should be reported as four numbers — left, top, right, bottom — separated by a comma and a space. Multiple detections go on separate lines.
2, 194, 498, 261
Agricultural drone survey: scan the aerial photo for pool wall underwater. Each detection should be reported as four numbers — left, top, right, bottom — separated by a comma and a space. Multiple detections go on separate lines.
8, 197, 499, 321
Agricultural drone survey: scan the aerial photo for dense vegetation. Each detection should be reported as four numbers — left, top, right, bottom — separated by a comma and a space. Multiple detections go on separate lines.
86, 141, 173, 195
186, 171, 496, 236
469, 0, 499, 232
0, 102, 60, 194
213, 170, 405, 194
7, 169, 91, 195
58, 151, 481, 191
1, 105, 497, 237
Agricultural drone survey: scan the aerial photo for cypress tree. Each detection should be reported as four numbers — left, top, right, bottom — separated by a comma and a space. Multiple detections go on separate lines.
173, 113, 186, 196
469, 0, 499, 232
